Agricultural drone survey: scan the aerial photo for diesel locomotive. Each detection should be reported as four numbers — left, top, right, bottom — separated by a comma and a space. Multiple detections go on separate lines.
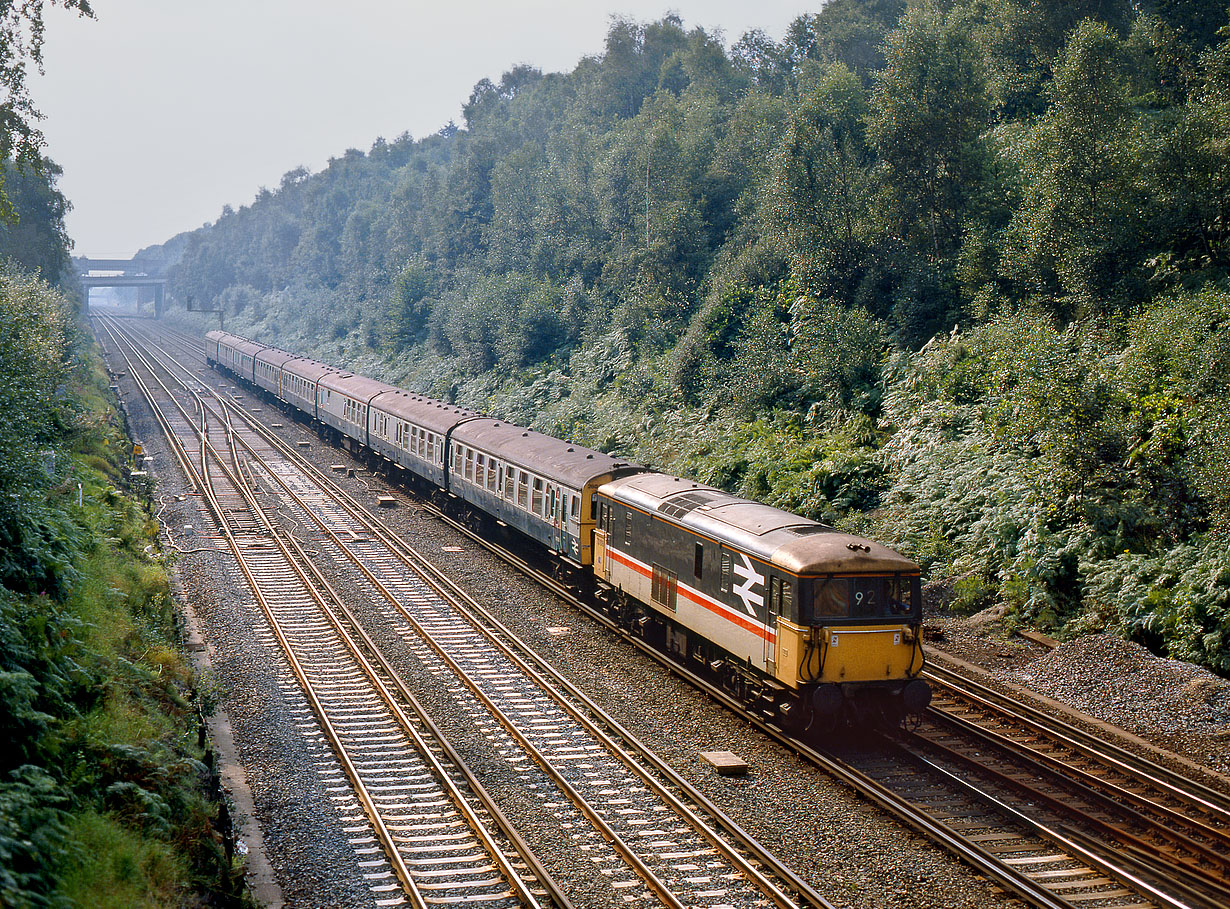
205, 330, 930, 728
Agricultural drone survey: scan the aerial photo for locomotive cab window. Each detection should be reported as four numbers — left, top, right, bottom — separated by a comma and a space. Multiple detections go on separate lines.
814, 578, 849, 618
811, 576, 920, 622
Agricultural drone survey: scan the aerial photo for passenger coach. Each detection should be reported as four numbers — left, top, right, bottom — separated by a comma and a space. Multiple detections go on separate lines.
448, 421, 638, 565
368, 391, 477, 489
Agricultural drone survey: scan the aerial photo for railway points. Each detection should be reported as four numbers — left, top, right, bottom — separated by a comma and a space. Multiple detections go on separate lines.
96, 315, 837, 909
95, 315, 1230, 909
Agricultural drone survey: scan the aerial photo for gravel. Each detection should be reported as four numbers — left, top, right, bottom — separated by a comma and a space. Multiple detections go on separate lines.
280, 421, 1016, 908
106, 322, 1059, 908
925, 607, 1230, 780
108, 339, 383, 909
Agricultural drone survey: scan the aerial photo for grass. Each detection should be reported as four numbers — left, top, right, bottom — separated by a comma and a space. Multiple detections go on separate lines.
56, 811, 186, 909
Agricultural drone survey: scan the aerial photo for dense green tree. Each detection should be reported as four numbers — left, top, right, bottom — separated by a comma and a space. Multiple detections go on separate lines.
0, 0, 93, 218
151, 3, 1230, 671
0, 157, 72, 283
1007, 19, 1145, 313
781, 0, 906, 81
868, 1, 991, 259
971, 0, 1135, 116
764, 62, 872, 294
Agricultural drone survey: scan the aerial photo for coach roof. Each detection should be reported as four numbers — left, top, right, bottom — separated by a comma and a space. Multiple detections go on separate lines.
600, 473, 918, 574
452, 418, 641, 489
370, 389, 481, 436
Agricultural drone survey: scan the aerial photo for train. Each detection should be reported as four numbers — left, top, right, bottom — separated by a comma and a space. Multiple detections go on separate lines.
205, 329, 930, 729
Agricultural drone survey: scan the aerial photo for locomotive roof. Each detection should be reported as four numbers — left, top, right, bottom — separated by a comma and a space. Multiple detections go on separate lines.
318, 371, 399, 401
370, 389, 481, 435
451, 418, 642, 490
600, 473, 918, 576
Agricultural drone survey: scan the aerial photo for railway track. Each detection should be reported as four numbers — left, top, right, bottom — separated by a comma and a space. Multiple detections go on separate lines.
110, 318, 1230, 909
100, 318, 558, 908
99, 316, 835, 909
908, 660, 1230, 908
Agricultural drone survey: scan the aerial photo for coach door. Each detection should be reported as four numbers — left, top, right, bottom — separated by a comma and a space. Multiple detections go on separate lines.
764, 576, 782, 670
547, 487, 563, 553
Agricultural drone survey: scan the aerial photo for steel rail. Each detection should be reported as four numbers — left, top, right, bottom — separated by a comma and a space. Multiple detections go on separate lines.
104, 315, 570, 909
146, 320, 1065, 908
919, 701, 1230, 870
132, 320, 833, 909
97, 318, 436, 909
196, 368, 804, 909
138, 318, 1213, 909
274, 522, 570, 909
922, 659, 1230, 819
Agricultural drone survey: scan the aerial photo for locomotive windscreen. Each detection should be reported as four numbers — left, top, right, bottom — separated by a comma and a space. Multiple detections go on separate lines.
809, 576, 921, 623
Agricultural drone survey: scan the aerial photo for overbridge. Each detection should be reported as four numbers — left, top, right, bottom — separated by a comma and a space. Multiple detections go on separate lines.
76, 256, 167, 316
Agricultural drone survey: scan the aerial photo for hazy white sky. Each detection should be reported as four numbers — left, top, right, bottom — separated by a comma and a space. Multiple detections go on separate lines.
32, 1, 821, 258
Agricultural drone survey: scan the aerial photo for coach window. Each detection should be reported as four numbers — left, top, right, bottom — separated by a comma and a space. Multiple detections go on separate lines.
518, 471, 529, 508
475, 453, 485, 484
488, 458, 498, 489
694, 542, 704, 579
570, 494, 580, 522
532, 478, 544, 515
504, 468, 514, 500
466, 450, 476, 482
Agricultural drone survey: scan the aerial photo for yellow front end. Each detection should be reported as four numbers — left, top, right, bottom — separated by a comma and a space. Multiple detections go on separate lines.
775, 618, 922, 687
